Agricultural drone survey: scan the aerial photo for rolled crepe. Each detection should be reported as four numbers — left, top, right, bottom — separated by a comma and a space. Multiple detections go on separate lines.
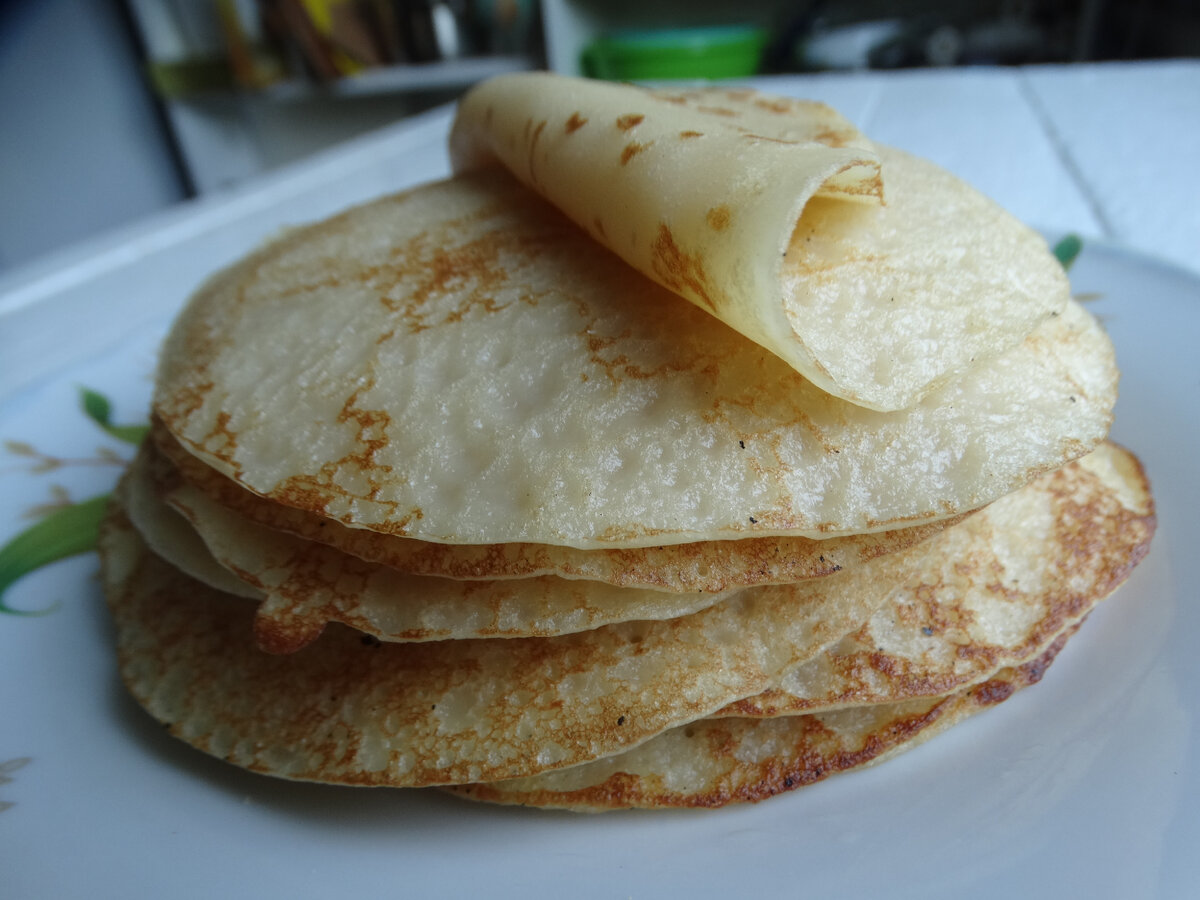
450, 73, 1067, 411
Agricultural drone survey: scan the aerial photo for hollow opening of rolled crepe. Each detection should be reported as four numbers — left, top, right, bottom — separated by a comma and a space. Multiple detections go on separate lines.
808, 159, 885, 205
776, 143, 1069, 405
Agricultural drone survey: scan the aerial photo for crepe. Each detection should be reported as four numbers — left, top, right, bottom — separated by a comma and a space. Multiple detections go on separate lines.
129, 440, 1151, 675
100, 443, 1151, 791
116, 446, 259, 601
448, 635, 1070, 811
119, 445, 738, 650
450, 74, 1067, 410
453, 442, 1154, 811
715, 442, 1155, 717
153, 171, 1114, 550
101, 508, 918, 786
152, 422, 958, 594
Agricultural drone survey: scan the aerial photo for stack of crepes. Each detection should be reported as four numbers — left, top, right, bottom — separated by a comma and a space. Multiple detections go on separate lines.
100, 74, 1155, 811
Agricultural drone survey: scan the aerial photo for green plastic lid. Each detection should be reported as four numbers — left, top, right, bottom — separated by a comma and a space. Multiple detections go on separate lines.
582, 25, 767, 81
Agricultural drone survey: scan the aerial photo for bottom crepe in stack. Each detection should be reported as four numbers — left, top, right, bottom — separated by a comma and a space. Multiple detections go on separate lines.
100, 441, 1153, 808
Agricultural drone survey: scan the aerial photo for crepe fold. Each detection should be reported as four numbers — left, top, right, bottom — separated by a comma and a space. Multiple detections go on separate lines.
450, 73, 1067, 411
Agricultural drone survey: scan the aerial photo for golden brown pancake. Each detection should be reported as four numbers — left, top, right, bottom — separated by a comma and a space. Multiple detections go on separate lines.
448, 634, 1072, 811
101, 507, 919, 786
715, 443, 1155, 717
151, 421, 959, 594
99, 444, 1152, 792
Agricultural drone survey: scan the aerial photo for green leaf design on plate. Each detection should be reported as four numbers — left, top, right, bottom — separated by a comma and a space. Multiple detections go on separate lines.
79, 387, 149, 445
1052, 234, 1083, 271
0, 495, 109, 615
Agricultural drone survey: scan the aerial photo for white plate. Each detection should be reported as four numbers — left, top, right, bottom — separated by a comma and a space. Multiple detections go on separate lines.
0, 239, 1196, 899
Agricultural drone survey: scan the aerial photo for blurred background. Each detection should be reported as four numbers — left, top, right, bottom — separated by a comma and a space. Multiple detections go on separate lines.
2, 0, 1197, 274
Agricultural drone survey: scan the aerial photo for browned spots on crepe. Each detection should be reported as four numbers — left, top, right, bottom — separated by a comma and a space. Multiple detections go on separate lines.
970, 675, 1015, 705
753, 96, 794, 114
450, 635, 1072, 810
269, 272, 345, 301
266, 372, 401, 522
387, 226, 566, 331
620, 141, 650, 165
650, 224, 721, 313
252, 590, 330, 655
564, 112, 587, 134
150, 420, 956, 594
895, 572, 978, 635
706, 205, 732, 232
580, 325, 700, 388
1044, 447, 1156, 592
266, 472, 339, 520
813, 126, 855, 148
696, 105, 739, 118
336, 373, 392, 479
202, 411, 238, 454
829, 163, 885, 202
162, 380, 213, 423
714, 447, 1156, 720
740, 133, 800, 146
615, 113, 645, 131
398, 237, 506, 320
679, 130, 703, 139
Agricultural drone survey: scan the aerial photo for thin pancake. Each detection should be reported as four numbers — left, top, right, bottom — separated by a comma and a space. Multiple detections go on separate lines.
100, 445, 1152, 789
447, 635, 1071, 811
153, 172, 1114, 549
101, 508, 917, 786
116, 447, 259, 601
451, 75, 1066, 410
116, 446, 740, 650
151, 424, 959, 594
716, 443, 1155, 717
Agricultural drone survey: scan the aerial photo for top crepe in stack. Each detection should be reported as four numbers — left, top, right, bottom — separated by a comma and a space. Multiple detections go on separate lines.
99, 75, 1154, 810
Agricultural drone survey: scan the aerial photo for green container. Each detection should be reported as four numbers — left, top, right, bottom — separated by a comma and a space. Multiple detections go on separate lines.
582, 26, 767, 81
